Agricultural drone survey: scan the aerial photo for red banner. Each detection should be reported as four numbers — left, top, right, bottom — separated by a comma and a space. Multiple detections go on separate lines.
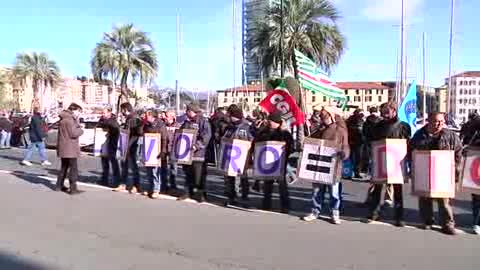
259, 89, 305, 127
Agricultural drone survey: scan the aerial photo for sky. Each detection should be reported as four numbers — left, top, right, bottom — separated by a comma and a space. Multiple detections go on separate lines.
0, 0, 478, 91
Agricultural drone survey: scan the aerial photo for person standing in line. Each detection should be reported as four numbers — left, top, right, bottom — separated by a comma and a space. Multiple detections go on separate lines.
143, 110, 168, 199
177, 102, 212, 202
161, 110, 181, 195
346, 109, 365, 179
222, 104, 255, 207
55, 103, 84, 194
113, 102, 144, 194
367, 102, 410, 227
0, 112, 13, 149
409, 112, 462, 235
97, 107, 120, 187
302, 106, 350, 224
21, 107, 52, 166
253, 110, 294, 213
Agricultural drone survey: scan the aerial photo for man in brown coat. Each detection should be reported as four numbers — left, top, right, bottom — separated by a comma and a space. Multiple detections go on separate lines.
55, 103, 84, 195
302, 106, 350, 224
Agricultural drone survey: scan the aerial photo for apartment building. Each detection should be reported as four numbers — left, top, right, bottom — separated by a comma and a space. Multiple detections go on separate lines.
446, 71, 480, 122
217, 83, 266, 111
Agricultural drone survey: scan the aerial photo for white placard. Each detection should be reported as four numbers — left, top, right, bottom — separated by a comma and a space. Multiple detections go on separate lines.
142, 133, 162, 167
218, 138, 252, 177
297, 138, 338, 185
461, 148, 480, 194
253, 141, 286, 180
93, 128, 107, 157
172, 129, 197, 165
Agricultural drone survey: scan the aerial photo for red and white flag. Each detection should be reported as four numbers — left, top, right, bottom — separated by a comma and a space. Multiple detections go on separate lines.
259, 81, 305, 127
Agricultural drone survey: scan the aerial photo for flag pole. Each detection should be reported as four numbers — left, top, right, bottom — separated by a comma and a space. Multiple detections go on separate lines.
447, 0, 455, 115
399, 0, 406, 104
422, 32, 427, 124
280, 0, 284, 77
175, 10, 181, 114
232, 0, 237, 99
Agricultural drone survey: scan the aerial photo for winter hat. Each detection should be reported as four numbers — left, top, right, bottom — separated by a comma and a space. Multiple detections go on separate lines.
227, 104, 243, 119
268, 110, 283, 124
186, 102, 202, 113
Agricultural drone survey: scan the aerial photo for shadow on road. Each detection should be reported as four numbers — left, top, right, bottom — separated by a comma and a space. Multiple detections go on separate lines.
0, 251, 57, 270
0, 153, 24, 163
12, 171, 56, 191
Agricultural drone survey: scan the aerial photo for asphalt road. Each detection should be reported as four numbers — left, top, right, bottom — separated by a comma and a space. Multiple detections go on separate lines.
0, 147, 479, 270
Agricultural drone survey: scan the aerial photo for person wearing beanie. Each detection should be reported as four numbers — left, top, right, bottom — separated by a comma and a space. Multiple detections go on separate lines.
177, 102, 212, 202
302, 106, 350, 224
253, 110, 294, 213
222, 104, 255, 206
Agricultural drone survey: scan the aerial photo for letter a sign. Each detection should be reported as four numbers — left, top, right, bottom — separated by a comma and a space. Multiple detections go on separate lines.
172, 129, 197, 165
253, 141, 286, 180
142, 133, 162, 167
461, 147, 480, 194
218, 138, 252, 177
412, 150, 455, 198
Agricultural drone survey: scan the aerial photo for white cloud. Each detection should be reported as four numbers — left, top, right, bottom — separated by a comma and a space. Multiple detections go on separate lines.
362, 0, 424, 22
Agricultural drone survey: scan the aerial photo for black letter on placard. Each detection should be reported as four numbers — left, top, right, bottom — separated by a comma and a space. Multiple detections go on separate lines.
307, 154, 333, 163
306, 164, 331, 173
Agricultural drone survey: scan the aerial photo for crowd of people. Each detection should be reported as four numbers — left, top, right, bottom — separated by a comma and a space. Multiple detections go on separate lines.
5, 100, 480, 236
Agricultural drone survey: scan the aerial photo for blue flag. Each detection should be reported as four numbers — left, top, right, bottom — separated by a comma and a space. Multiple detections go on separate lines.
398, 81, 417, 137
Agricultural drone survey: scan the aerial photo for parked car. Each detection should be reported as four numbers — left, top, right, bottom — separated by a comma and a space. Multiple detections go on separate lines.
45, 121, 97, 151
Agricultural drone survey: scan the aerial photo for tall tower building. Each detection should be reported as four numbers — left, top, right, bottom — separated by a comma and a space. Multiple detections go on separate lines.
242, 0, 279, 85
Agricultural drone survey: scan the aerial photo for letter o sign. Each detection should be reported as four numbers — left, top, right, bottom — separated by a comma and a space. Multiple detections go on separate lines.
257, 146, 280, 174
470, 157, 480, 186
175, 134, 191, 159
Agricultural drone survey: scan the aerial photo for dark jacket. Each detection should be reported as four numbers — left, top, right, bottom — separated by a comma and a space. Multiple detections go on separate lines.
346, 115, 365, 146
363, 114, 382, 143
371, 118, 411, 141
180, 115, 212, 161
143, 119, 168, 155
122, 113, 143, 147
0, 117, 13, 132
28, 113, 46, 143
409, 126, 462, 182
165, 120, 182, 153
461, 117, 480, 145
222, 118, 255, 141
57, 110, 84, 158
254, 126, 294, 156
97, 115, 120, 156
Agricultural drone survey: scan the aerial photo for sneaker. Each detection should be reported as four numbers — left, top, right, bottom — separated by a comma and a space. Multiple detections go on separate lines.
128, 187, 138, 194
366, 213, 380, 223
473, 225, 480, 235
302, 213, 318, 222
421, 224, 433, 230
150, 192, 160, 199
441, 226, 457, 235
383, 199, 393, 208
41, 160, 52, 166
142, 191, 149, 196
21, 160, 33, 166
113, 184, 126, 192
177, 194, 191, 201
395, 220, 406, 227
331, 210, 341, 225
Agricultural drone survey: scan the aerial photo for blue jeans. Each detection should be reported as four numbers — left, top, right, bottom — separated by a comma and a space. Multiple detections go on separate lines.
311, 182, 342, 216
0, 131, 11, 148
146, 167, 161, 193
473, 194, 480, 226
24, 141, 48, 162
121, 144, 140, 190
160, 160, 178, 192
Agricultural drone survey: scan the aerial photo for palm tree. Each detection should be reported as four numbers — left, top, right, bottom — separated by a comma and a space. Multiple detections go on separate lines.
91, 24, 158, 111
248, 0, 346, 80
12, 52, 61, 111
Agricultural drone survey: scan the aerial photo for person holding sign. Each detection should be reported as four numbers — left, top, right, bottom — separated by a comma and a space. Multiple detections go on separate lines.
302, 106, 349, 224
143, 110, 168, 199
97, 107, 120, 187
222, 104, 255, 206
367, 102, 410, 227
114, 103, 144, 194
161, 110, 181, 195
177, 102, 212, 202
409, 112, 462, 235
463, 116, 480, 235
253, 110, 294, 213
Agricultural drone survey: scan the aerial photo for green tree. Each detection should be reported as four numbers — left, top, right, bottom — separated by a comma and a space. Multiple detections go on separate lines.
248, 0, 346, 90
12, 52, 61, 110
91, 24, 158, 110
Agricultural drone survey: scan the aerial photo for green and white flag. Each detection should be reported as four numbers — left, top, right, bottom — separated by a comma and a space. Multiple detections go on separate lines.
294, 49, 346, 107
